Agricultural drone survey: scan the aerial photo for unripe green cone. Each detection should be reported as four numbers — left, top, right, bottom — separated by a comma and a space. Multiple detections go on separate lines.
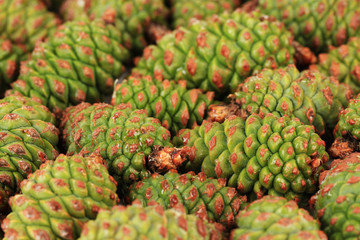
311, 153, 360, 239
132, 9, 295, 95
6, 20, 130, 114
173, 113, 329, 201
0, 96, 59, 212
258, 0, 360, 53
61, 102, 172, 184
0, 39, 25, 96
231, 196, 326, 240
128, 171, 246, 227
334, 94, 360, 141
310, 37, 360, 94
0, 0, 60, 51
60, 0, 169, 54
172, 0, 240, 27
79, 202, 224, 240
112, 75, 214, 135
233, 65, 352, 135
1, 154, 119, 240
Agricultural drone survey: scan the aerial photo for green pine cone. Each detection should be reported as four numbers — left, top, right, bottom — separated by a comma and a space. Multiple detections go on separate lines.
173, 113, 329, 201
231, 196, 326, 240
0, 39, 25, 95
172, 0, 240, 27
233, 65, 352, 135
310, 37, 360, 94
0, 96, 59, 212
6, 20, 130, 114
128, 171, 246, 228
61, 102, 172, 184
1, 154, 119, 240
61, 0, 169, 54
112, 75, 214, 135
335, 94, 360, 141
258, 0, 360, 53
311, 153, 360, 239
79, 202, 224, 240
132, 9, 295, 95
0, 0, 60, 51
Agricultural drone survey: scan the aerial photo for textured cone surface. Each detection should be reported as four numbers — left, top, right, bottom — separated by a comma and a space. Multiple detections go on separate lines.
1, 154, 119, 240
172, 0, 239, 27
258, 0, 360, 53
173, 113, 329, 200
0, 96, 59, 212
129, 171, 246, 227
0, 39, 25, 95
61, 102, 172, 184
231, 196, 326, 240
61, 0, 169, 54
335, 94, 360, 142
6, 20, 130, 113
234, 65, 352, 135
311, 153, 360, 239
310, 37, 360, 94
79, 203, 223, 240
0, 0, 59, 51
132, 9, 295, 95
112, 75, 214, 135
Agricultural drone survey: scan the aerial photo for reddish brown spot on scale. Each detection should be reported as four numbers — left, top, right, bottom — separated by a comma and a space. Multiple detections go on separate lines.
23, 207, 41, 220
321, 183, 334, 196
347, 176, 360, 184
164, 50, 173, 66
212, 71, 223, 89
209, 136, 216, 151
196, 219, 207, 237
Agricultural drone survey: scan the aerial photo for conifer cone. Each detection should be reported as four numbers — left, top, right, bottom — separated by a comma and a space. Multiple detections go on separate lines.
132, 9, 295, 95
310, 153, 360, 239
6, 20, 130, 114
1, 154, 119, 240
111, 75, 214, 135
0, 0, 60, 51
231, 196, 326, 240
256, 0, 360, 53
128, 171, 246, 227
0, 39, 25, 96
310, 37, 360, 94
79, 202, 224, 240
0, 96, 59, 212
232, 65, 353, 135
61, 102, 172, 184
172, 0, 240, 27
60, 0, 169, 54
149, 113, 329, 201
